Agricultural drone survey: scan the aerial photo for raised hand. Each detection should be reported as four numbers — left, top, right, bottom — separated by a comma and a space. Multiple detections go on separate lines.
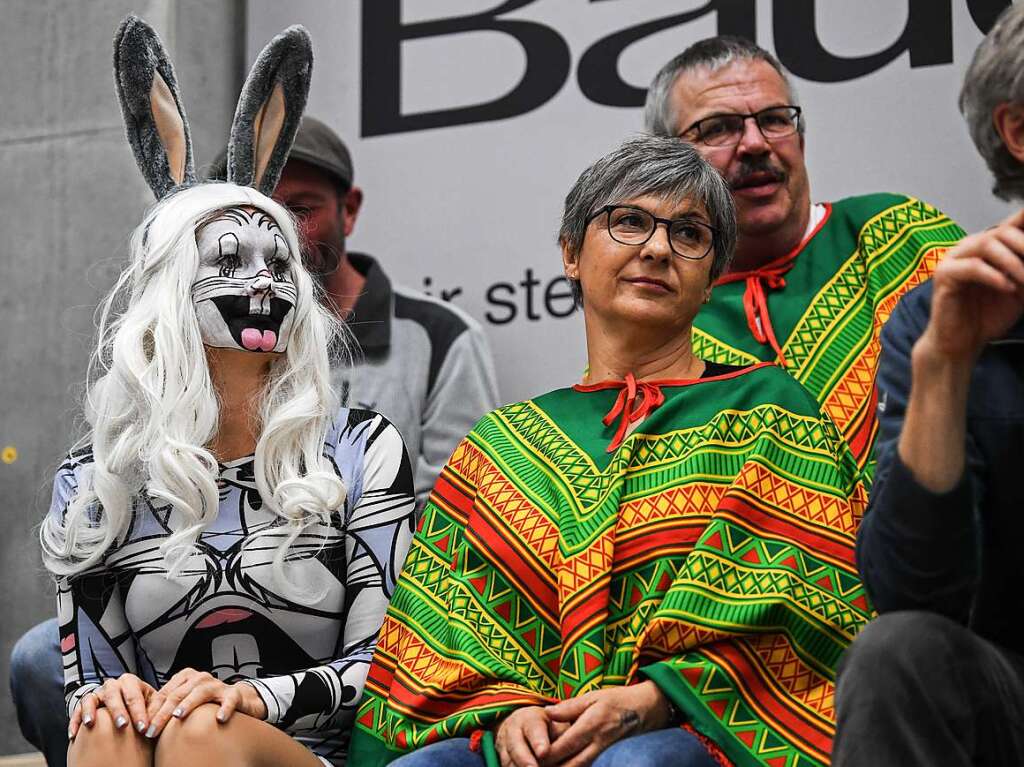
921, 208, 1024, 363
897, 209, 1024, 494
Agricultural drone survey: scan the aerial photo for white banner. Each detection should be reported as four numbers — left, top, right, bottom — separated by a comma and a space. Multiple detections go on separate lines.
248, 0, 1015, 404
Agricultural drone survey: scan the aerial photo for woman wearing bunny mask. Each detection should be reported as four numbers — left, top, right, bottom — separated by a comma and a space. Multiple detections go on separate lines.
40, 17, 415, 767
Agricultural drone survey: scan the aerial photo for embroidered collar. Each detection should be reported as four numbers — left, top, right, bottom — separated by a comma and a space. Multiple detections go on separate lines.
713, 203, 832, 368
573, 364, 772, 452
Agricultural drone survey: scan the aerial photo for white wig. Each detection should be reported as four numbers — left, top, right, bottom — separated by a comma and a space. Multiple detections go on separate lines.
41, 183, 346, 599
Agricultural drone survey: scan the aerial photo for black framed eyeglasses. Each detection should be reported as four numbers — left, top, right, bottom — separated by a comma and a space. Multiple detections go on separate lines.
681, 105, 802, 147
586, 205, 717, 261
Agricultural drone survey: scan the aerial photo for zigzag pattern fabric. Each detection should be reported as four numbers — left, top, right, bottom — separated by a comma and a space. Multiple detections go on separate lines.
692, 194, 963, 482
349, 364, 870, 767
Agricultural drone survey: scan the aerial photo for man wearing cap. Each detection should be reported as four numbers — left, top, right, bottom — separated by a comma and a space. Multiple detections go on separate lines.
263, 116, 499, 509
8, 116, 499, 767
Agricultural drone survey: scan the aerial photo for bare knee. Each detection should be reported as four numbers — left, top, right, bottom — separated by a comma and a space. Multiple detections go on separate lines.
155, 704, 229, 761
70, 706, 118, 759
69, 708, 151, 767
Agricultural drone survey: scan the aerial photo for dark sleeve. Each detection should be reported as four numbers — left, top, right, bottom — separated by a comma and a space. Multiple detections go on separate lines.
857, 285, 982, 622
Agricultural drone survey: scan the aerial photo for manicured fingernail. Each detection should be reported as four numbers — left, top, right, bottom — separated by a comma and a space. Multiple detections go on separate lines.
145, 725, 156, 738
115, 715, 127, 728
216, 711, 227, 723
68, 727, 74, 740
172, 707, 183, 718
136, 720, 146, 732
83, 713, 93, 725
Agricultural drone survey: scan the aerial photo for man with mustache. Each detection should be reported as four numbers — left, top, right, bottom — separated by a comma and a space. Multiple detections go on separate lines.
645, 36, 964, 478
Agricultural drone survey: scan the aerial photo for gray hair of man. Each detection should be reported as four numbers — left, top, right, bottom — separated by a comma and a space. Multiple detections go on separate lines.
960, 3, 1024, 201
558, 135, 737, 306
644, 35, 801, 138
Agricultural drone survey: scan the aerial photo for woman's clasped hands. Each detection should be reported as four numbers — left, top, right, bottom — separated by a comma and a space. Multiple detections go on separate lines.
495, 681, 672, 767
68, 669, 268, 741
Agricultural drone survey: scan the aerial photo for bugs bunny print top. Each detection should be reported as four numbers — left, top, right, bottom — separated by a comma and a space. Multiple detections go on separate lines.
54, 410, 416, 764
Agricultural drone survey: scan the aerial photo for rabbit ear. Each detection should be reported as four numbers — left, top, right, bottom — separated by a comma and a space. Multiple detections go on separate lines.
113, 15, 196, 199
227, 25, 313, 196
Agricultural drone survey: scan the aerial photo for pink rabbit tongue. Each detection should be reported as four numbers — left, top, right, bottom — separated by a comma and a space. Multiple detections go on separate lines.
241, 327, 278, 351
191, 207, 298, 353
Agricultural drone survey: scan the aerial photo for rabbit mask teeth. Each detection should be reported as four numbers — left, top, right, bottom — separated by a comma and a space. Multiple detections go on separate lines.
191, 207, 297, 354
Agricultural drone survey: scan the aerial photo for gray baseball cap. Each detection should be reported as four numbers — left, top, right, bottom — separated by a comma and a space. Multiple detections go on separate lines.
205, 115, 354, 189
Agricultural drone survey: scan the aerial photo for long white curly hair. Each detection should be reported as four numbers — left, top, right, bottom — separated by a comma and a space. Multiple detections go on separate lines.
40, 183, 346, 598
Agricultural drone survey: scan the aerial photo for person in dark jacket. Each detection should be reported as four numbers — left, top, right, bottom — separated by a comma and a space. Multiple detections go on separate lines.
832, 5, 1024, 765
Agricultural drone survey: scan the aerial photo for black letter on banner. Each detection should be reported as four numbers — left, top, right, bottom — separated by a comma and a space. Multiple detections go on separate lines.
577, 1, 755, 108
485, 283, 518, 324
966, 0, 1012, 33
362, 0, 571, 136
773, 0, 952, 83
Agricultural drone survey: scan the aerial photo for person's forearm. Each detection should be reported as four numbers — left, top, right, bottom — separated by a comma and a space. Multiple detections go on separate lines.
898, 335, 974, 493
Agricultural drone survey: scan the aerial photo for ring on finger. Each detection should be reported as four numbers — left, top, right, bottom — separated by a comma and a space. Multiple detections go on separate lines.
80, 692, 101, 724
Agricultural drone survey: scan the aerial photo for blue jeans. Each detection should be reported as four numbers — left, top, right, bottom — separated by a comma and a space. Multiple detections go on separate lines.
10, 619, 67, 767
389, 726, 720, 767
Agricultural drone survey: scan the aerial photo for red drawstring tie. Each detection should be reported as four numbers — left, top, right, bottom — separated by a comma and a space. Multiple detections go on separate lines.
602, 372, 666, 453
714, 258, 796, 368
574, 365, 776, 452
711, 202, 833, 369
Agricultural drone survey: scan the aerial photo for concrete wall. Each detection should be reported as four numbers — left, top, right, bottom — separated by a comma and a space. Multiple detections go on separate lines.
0, 0, 244, 755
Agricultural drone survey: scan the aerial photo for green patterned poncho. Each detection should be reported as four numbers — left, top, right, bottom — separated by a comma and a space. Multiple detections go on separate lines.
350, 362, 870, 766
693, 194, 962, 482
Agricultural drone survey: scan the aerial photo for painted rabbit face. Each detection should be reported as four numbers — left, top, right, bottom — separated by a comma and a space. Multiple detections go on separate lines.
192, 206, 298, 353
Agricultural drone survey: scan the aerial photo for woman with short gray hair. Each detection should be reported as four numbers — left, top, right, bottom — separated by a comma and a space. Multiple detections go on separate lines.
559, 136, 738, 297
351, 135, 869, 767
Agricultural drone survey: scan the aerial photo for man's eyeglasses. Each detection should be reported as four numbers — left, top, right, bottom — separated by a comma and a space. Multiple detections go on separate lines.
587, 205, 717, 260
681, 105, 802, 147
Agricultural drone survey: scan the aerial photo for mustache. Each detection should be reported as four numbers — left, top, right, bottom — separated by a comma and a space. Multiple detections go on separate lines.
728, 157, 786, 189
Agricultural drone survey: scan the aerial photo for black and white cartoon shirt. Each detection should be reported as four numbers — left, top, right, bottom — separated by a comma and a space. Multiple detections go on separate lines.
53, 408, 415, 765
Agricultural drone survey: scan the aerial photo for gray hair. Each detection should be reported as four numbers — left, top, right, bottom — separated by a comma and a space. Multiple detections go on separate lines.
960, 3, 1024, 201
559, 135, 737, 304
644, 36, 800, 138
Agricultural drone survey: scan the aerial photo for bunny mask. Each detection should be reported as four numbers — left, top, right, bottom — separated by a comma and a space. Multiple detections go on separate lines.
113, 15, 312, 354
192, 207, 298, 353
